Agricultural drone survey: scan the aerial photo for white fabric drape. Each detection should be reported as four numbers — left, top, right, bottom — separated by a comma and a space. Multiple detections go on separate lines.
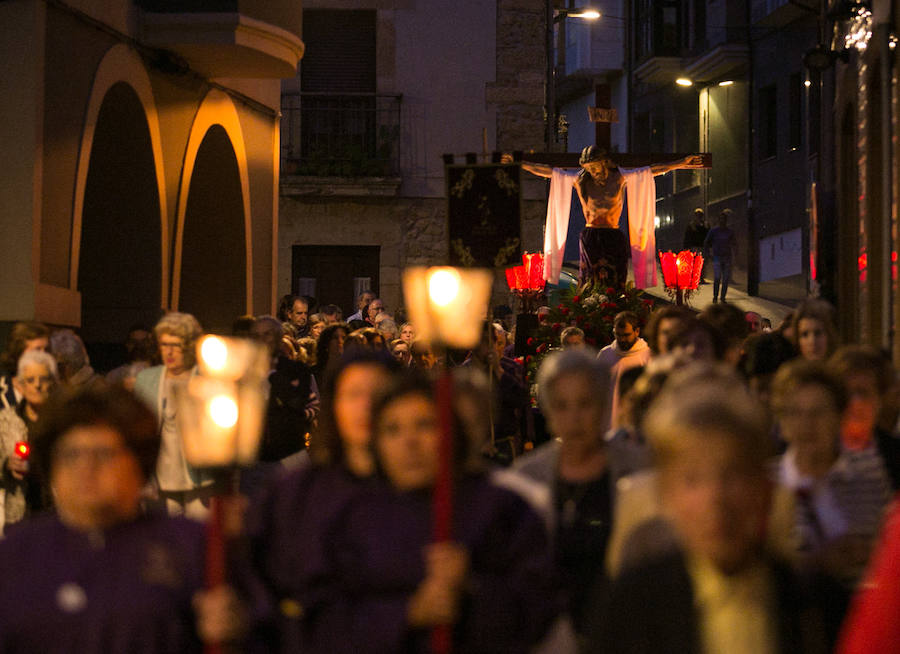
620, 166, 657, 289
543, 168, 579, 284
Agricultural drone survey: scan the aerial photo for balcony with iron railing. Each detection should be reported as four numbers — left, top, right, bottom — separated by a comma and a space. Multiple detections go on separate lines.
280, 93, 402, 187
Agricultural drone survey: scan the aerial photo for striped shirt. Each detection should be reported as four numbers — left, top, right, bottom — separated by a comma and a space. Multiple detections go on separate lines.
776, 445, 892, 552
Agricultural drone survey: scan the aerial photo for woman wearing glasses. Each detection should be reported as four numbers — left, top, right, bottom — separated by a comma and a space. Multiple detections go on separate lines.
0, 349, 58, 533
135, 312, 213, 520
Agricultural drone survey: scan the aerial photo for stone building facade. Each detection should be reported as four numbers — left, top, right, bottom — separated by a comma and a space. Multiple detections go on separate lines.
278, 0, 548, 316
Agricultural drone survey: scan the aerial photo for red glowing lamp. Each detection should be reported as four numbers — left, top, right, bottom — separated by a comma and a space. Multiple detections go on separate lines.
659, 250, 704, 305
506, 252, 546, 314
505, 252, 546, 293
13, 441, 29, 460
506, 252, 547, 313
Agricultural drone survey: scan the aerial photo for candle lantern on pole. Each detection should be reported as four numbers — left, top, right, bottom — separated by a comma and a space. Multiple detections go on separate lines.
174, 335, 269, 654
402, 266, 493, 654
505, 252, 546, 356
659, 250, 704, 306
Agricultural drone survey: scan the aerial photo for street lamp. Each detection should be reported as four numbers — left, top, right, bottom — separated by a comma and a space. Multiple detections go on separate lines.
546, 4, 601, 149
568, 9, 601, 19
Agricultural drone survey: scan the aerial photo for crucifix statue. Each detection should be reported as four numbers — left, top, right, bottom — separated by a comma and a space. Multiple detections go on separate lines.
518, 146, 703, 287
507, 84, 711, 288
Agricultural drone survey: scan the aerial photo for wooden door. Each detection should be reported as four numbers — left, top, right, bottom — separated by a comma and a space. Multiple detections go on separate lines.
291, 245, 380, 316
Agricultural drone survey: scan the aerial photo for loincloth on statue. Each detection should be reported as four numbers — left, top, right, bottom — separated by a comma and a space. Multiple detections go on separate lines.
579, 226, 629, 287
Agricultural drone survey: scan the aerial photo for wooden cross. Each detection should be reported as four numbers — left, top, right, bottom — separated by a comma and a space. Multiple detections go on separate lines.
508, 83, 711, 288
523, 83, 712, 170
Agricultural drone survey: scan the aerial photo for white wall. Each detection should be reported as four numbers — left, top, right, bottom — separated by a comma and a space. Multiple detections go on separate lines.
759, 228, 803, 281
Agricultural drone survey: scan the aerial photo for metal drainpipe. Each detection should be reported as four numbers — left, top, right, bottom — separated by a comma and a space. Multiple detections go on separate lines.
880, 25, 893, 347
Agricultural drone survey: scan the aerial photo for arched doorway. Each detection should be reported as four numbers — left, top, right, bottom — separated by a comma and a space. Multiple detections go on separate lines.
177, 125, 247, 334
78, 81, 161, 369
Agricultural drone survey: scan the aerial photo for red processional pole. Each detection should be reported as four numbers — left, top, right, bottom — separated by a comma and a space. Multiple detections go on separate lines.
431, 368, 455, 654
203, 469, 240, 654
203, 496, 225, 654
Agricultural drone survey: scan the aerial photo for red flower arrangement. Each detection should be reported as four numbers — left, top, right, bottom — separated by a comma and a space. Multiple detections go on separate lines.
523, 281, 654, 386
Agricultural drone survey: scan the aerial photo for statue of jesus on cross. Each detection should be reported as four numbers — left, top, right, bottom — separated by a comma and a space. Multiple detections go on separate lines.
516, 146, 703, 288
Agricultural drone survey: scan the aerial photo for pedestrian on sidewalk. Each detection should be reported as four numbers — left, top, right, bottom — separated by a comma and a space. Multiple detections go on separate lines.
683, 208, 709, 284
703, 209, 737, 303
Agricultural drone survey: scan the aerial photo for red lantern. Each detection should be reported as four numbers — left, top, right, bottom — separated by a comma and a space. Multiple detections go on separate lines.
658, 250, 704, 305
521, 252, 545, 291
504, 264, 528, 291
506, 252, 546, 293
505, 253, 546, 314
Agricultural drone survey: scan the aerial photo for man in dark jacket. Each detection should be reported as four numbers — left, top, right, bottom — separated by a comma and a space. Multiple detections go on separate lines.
683, 208, 709, 284
683, 208, 710, 250
703, 209, 737, 303
251, 317, 318, 463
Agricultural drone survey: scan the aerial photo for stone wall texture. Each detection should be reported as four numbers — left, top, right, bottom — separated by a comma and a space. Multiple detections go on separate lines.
490, 0, 547, 152
279, 196, 451, 312
279, 191, 545, 313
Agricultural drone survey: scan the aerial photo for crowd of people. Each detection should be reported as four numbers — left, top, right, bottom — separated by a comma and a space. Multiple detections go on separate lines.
1, 288, 900, 653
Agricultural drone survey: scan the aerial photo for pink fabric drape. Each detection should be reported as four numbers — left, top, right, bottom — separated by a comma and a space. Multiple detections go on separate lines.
620, 166, 657, 289
542, 168, 578, 284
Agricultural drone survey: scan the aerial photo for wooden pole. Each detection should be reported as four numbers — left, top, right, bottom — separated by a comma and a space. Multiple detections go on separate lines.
431, 368, 454, 654
203, 468, 239, 654
204, 495, 226, 654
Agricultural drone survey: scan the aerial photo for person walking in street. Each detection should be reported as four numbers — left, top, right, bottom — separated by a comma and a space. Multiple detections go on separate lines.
703, 209, 737, 303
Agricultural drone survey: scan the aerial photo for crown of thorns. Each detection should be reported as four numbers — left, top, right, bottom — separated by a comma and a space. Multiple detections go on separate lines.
579, 145, 610, 166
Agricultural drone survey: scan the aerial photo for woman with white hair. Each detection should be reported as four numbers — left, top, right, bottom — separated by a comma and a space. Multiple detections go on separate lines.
512, 348, 634, 635
0, 350, 58, 532
134, 312, 212, 520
